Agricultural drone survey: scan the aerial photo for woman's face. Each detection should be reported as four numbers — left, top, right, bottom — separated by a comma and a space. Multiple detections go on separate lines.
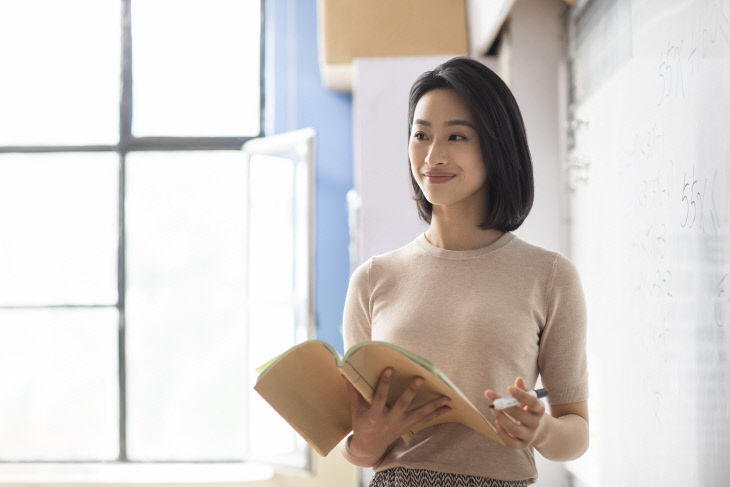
409, 88, 487, 216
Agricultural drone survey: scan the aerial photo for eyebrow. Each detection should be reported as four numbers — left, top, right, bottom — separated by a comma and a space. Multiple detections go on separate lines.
413, 118, 476, 129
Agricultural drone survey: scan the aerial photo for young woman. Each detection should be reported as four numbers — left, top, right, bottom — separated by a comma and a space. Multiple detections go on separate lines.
338, 57, 589, 486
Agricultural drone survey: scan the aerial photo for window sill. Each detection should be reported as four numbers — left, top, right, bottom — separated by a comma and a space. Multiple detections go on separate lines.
0, 462, 274, 485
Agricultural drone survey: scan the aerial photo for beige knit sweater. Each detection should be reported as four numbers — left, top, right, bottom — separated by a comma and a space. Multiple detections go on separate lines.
339, 232, 588, 483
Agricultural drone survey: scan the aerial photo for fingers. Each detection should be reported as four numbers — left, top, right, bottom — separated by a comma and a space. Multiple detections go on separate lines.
389, 375, 425, 416
493, 411, 532, 448
487, 378, 544, 414
484, 389, 499, 402
485, 379, 547, 449
381, 370, 452, 432
493, 408, 533, 439
402, 395, 452, 432
351, 367, 451, 440
508, 381, 545, 415
371, 367, 393, 411
485, 388, 536, 428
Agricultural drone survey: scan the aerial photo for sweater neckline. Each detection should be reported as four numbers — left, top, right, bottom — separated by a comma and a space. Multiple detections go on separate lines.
414, 231, 515, 260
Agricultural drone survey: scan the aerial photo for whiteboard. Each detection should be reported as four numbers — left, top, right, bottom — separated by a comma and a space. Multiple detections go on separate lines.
567, 0, 730, 485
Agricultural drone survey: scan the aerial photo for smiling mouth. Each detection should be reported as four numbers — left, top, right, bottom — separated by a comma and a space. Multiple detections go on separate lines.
424, 174, 455, 183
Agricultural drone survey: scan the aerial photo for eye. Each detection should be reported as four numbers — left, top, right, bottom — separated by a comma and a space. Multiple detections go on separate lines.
412, 131, 428, 141
449, 134, 467, 141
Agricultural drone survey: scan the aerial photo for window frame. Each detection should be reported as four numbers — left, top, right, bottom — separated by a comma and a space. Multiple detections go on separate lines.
0, 0, 266, 465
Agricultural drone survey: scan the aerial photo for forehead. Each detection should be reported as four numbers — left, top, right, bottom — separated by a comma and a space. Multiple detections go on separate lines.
413, 88, 474, 123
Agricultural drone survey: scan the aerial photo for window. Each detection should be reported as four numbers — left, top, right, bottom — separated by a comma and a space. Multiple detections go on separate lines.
0, 0, 311, 472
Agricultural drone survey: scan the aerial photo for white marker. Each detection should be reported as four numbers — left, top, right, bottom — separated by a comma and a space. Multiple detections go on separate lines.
489, 388, 549, 410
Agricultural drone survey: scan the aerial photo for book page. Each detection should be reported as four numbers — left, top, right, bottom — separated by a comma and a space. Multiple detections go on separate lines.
254, 341, 352, 456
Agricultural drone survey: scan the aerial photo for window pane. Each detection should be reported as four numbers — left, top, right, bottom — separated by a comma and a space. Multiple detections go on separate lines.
0, 1, 120, 146
125, 151, 248, 460
247, 304, 306, 468
293, 154, 311, 344
249, 154, 294, 300
0, 153, 119, 306
0, 308, 119, 461
131, 0, 261, 137
242, 130, 313, 468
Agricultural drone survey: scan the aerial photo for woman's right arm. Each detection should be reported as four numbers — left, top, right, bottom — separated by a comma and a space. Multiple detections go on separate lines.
338, 260, 451, 467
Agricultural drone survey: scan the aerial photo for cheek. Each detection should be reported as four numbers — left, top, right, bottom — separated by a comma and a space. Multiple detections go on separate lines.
409, 159, 422, 186
469, 151, 487, 185
407, 142, 418, 164
408, 145, 421, 172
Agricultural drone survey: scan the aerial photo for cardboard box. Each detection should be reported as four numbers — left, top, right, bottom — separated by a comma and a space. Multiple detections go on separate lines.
318, 0, 469, 91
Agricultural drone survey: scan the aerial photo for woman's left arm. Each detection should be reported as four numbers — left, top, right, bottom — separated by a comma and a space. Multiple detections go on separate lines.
532, 399, 589, 461
485, 377, 589, 461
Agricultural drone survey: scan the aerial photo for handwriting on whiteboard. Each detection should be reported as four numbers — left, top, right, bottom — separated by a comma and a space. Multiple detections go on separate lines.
679, 167, 720, 233
657, 1, 730, 106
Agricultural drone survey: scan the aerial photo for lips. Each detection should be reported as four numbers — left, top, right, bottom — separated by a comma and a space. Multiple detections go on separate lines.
423, 173, 456, 183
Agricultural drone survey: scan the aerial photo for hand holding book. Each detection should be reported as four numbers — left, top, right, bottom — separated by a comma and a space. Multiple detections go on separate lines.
344, 366, 453, 466
254, 340, 504, 456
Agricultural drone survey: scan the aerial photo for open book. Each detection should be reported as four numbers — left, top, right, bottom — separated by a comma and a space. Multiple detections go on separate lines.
254, 340, 503, 456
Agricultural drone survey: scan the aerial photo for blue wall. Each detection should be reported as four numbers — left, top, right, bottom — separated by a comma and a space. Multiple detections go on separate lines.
265, 0, 352, 353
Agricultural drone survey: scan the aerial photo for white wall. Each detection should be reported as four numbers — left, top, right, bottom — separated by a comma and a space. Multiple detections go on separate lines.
351, 56, 447, 265
502, 0, 570, 256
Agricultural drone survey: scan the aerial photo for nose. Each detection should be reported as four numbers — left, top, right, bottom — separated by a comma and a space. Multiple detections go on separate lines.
424, 139, 447, 166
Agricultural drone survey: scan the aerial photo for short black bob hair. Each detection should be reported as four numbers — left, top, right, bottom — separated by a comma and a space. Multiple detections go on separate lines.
408, 57, 534, 232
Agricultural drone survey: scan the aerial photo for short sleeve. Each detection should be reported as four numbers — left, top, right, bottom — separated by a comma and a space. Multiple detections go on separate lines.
537, 254, 589, 405
341, 258, 373, 350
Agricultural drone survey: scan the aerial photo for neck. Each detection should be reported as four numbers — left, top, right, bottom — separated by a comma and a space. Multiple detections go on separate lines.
426, 210, 504, 250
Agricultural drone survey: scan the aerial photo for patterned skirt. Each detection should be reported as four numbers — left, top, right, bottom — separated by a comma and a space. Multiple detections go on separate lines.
369, 467, 528, 487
